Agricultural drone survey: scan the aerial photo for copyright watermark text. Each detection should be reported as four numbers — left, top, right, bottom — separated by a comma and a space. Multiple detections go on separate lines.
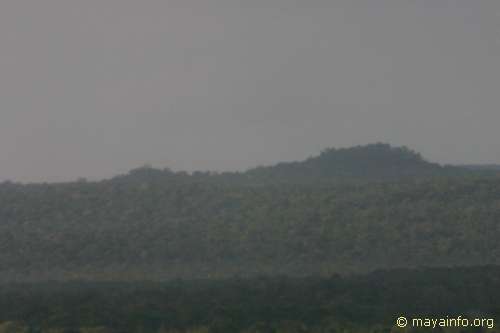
396, 315, 494, 329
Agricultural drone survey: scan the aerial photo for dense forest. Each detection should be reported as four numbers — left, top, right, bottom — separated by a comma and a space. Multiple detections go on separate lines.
1, 143, 500, 332
1, 144, 500, 281
111, 143, 473, 185
1, 267, 500, 332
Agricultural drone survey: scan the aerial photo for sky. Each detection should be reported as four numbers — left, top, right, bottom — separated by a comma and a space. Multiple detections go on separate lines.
0, 0, 499, 182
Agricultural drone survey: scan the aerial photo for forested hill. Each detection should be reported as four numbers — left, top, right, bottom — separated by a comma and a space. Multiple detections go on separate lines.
244, 143, 449, 182
1, 164, 500, 280
111, 143, 473, 186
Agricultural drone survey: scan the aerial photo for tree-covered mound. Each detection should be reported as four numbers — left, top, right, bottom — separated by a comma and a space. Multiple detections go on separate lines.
0, 144, 499, 281
112, 143, 473, 185
245, 143, 450, 182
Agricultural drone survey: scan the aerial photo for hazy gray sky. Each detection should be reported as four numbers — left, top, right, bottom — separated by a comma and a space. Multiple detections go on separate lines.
0, 0, 499, 182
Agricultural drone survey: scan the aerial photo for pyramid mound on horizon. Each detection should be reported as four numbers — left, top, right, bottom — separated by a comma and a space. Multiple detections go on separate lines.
246, 143, 446, 182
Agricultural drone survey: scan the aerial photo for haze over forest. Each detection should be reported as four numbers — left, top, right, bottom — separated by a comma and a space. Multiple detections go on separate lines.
1, 1, 500, 332
1, 143, 500, 331
1, 143, 499, 282
1, 0, 499, 183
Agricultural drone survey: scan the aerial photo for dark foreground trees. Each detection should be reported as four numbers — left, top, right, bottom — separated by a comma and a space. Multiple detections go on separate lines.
1, 267, 500, 332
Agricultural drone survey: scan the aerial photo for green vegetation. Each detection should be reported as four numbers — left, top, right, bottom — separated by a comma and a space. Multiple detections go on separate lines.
2, 143, 500, 332
0, 144, 499, 281
1, 267, 500, 332
111, 143, 476, 185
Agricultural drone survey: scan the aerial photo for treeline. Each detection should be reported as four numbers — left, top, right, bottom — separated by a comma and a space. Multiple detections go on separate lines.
1, 175, 500, 280
1, 143, 500, 280
1, 266, 500, 332
110, 143, 476, 185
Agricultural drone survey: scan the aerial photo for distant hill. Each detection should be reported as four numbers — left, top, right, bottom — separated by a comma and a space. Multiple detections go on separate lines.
0, 144, 499, 281
245, 143, 451, 182
111, 143, 466, 186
